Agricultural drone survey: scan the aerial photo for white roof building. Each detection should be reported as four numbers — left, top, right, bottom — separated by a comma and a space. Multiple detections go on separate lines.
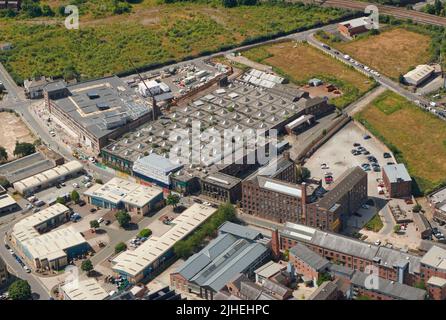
13, 160, 84, 195
112, 203, 216, 279
403, 65, 435, 86
61, 278, 109, 300
84, 177, 163, 209
0, 193, 17, 211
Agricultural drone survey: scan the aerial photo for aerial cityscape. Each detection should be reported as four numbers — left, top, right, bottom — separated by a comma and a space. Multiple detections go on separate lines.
2, 0, 446, 306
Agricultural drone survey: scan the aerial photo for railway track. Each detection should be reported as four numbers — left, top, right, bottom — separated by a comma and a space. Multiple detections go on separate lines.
300, 0, 446, 26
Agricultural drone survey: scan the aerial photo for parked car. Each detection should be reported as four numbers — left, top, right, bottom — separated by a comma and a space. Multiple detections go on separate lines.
97, 217, 104, 224
374, 240, 381, 246
363, 134, 371, 140
104, 220, 111, 226
78, 200, 86, 207
383, 152, 391, 158
89, 208, 97, 213
353, 142, 360, 147
193, 198, 203, 204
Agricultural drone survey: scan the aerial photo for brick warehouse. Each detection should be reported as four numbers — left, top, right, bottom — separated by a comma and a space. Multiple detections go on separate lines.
242, 165, 367, 232
276, 223, 423, 286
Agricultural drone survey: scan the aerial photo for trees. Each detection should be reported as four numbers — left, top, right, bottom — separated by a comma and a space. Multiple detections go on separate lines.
296, 165, 311, 183
13, 142, 35, 158
115, 242, 127, 254
413, 204, 422, 213
115, 210, 131, 228
166, 193, 180, 209
55, 197, 66, 205
0, 146, 8, 162
393, 224, 401, 233
90, 220, 100, 229
138, 228, 152, 238
8, 279, 32, 300
316, 272, 332, 287
222, 0, 237, 8
81, 259, 93, 276
173, 203, 236, 259
70, 190, 80, 204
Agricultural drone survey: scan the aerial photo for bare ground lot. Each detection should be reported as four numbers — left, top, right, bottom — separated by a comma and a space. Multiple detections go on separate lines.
329, 28, 432, 80
243, 41, 375, 109
0, 111, 34, 159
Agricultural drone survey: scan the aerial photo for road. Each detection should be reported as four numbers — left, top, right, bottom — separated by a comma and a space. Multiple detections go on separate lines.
0, 221, 50, 300
305, 33, 446, 117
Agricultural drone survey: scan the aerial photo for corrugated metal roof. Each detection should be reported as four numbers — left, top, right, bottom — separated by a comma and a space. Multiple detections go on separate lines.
383, 164, 412, 183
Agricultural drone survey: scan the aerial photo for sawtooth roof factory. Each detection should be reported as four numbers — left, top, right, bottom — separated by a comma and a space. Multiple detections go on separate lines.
101, 76, 332, 198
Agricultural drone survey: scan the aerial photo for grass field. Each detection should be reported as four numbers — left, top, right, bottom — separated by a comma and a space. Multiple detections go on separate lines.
355, 90, 446, 194
364, 214, 383, 232
0, 2, 352, 83
243, 41, 376, 109
318, 28, 432, 80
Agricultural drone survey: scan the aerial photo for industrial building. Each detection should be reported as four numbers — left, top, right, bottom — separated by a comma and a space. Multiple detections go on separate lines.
101, 78, 332, 196
338, 17, 370, 38
382, 163, 412, 198
13, 160, 83, 196
112, 204, 216, 283
132, 153, 184, 188
170, 222, 270, 300
403, 65, 435, 87
0, 185, 18, 215
277, 222, 423, 286
242, 165, 367, 232
61, 278, 109, 300
11, 203, 89, 270
83, 177, 164, 215
44, 76, 153, 154
351, 271, 426, 300
289, 243, 331, 284
428, 187, 446, 225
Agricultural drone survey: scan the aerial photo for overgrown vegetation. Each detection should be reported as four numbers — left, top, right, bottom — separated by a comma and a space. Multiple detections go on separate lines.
364, 214, 384, 232
173, 202, 236, 259
0, 2, 353, 83
242, 41, 376, 109
355, 90, 446, 195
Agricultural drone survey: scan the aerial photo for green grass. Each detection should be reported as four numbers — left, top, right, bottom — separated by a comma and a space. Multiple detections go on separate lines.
364, 214, 383, 232
355, 90, 446, 195
0, 2, 354, 83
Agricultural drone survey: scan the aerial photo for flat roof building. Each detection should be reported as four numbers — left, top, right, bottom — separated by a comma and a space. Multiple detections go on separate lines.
61, 278, 109, 300
132, 153, 184, 188
0, 193, 18, 215
403, 65, 435, 87
382, 163, 412, 198
13, 160, 83, 196
84, 177, 164, 215
338, 17, 370, 38
112, 203, 216, 283
44, 76, 153, 154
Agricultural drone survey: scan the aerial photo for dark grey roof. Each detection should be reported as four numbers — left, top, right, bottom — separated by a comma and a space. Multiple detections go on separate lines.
315, 166, 367, 210
44, 80, 67, 93
203, 172, 241, 189
308, 280, 338, 300
0, 152, 54, 183
280, 222, 421, 275
351, 271, 426, 300
218, 221, 262, 241
290, 244, 330, 271
262, 279, 290, 298
328, 264, 355, 279
177, 231, 269, 293
47, 76, 150, 139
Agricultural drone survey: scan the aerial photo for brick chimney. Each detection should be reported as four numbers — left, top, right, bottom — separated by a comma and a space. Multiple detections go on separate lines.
271, 228, 281, 260
301, 182, 307, 224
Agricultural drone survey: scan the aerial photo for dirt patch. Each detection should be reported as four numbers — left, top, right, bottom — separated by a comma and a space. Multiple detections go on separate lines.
0, 111, 34, 160
334, 28, 432, 80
